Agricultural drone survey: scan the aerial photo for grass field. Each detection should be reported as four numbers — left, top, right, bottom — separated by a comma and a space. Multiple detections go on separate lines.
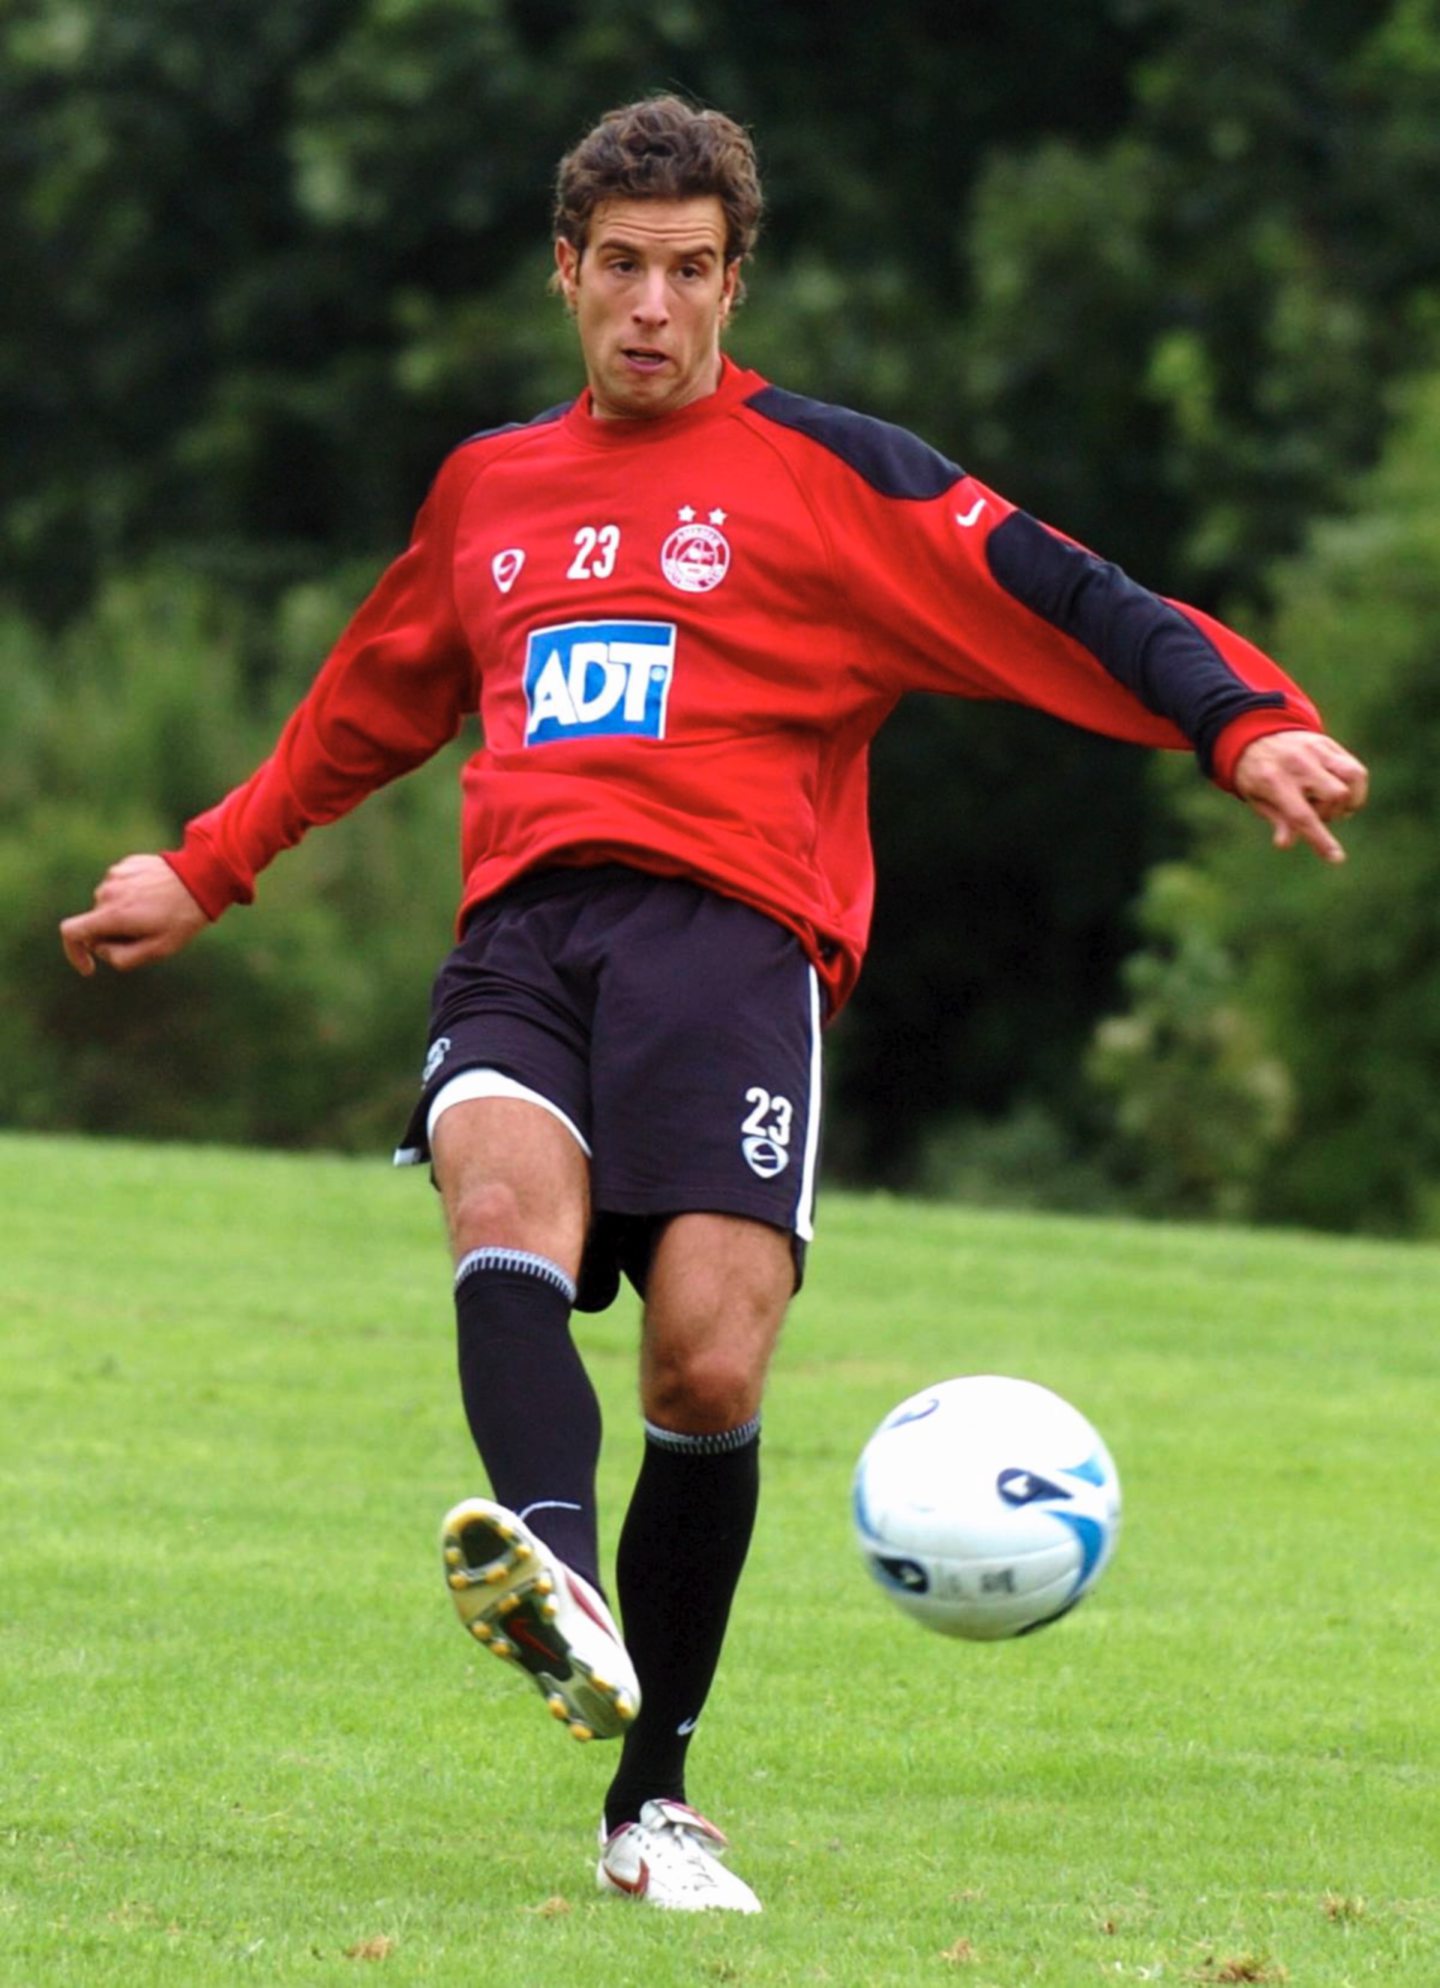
3, 1130, 1437, 1986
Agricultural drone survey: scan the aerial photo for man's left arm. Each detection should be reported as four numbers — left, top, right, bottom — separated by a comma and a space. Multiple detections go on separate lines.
837, 468, 1370, 861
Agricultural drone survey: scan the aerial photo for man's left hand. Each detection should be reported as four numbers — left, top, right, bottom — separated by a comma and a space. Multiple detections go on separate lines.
1233, 730, 1370, 865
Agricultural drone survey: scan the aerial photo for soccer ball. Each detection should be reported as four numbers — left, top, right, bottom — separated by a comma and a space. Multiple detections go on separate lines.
852, 1374, 1121, 1641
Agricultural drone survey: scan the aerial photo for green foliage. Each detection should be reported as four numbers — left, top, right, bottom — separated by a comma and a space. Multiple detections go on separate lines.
828, 704, 1173, 1187
963, 136, 1176, 568
913, 1101, 1121, 1216
1232, 372, 1440, 1233
0, 570, 463, 1149
6, 0, 1440, 1204
0, 567, 259, 823
1092, 368, 1440, 1232
957, 0, 1440, 587
1087, 863, 1293, 1220
1, 0, 1158, 611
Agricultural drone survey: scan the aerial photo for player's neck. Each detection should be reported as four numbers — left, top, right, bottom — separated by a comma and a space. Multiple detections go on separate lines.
584, 352, 730, 424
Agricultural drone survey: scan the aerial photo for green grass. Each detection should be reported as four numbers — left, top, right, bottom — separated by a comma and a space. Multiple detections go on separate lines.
2, 1131, 1437, 1986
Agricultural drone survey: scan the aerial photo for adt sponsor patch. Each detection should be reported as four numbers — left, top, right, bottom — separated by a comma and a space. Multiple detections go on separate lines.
524, 620, 676, 745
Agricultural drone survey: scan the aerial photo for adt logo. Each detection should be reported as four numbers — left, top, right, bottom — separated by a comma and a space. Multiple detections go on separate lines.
524, 620, 676, 746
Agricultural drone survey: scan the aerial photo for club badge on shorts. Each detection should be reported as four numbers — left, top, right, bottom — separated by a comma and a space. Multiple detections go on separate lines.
741, 1085, 793, 1178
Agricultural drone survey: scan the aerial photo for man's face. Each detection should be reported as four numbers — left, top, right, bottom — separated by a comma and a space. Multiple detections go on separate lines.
555, 196, 740, 421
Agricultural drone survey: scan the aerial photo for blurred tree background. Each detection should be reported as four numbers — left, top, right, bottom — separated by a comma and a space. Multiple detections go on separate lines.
3, 0, 1438, 1230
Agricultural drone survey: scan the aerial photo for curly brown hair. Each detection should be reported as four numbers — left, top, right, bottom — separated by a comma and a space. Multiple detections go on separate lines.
553, 96, 763, 279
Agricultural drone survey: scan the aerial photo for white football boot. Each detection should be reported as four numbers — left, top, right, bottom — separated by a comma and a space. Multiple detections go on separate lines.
439, 1498, 639, 1741
597, 1799, 762, 1913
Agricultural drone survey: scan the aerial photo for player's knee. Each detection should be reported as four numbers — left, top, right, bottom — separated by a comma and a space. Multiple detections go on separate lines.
645, 1342, 762, 1434
443, 1176, 528, 1254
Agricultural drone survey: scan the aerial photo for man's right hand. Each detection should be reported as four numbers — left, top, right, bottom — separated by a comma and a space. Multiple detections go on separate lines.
59, 854, 209, 976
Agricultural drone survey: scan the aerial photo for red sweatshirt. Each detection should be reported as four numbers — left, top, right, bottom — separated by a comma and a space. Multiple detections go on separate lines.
166, 359, 1319, 1015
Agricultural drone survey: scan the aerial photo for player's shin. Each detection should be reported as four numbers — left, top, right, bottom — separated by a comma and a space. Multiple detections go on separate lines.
603, 1418, 760, 1833
453, 1247, 604, 1591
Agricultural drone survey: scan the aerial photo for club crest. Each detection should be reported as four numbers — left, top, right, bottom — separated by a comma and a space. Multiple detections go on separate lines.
661, 507, 731, 594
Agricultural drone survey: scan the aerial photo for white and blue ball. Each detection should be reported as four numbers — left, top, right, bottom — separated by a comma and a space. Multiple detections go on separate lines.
853, 1374, 1121, 1641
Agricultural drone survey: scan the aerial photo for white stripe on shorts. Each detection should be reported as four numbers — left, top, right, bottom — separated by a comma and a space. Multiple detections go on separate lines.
426, 1067, 592, 1157
794, 966, 823, 1243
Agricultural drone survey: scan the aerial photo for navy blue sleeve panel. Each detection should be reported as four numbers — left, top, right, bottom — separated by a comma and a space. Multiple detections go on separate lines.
986, 512, 1288, 777
425, 403, 570, 503
744, 386, 965, 500
736, 385, 1322, 781
457, 402, 569, 449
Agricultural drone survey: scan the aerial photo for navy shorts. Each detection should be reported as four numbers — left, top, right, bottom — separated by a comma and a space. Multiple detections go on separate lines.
396, 866, 824, 1311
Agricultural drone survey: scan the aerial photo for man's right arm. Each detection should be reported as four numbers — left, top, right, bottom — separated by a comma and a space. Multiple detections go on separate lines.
60, 855, 208, 976
58, 450, 479, 975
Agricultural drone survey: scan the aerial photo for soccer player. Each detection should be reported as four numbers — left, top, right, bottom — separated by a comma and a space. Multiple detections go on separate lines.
60, 96, 1368, 1913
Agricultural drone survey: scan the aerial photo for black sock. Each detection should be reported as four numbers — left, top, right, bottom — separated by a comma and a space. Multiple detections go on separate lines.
603, 1418, 761, 1834
453, 1247, 603, 1592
